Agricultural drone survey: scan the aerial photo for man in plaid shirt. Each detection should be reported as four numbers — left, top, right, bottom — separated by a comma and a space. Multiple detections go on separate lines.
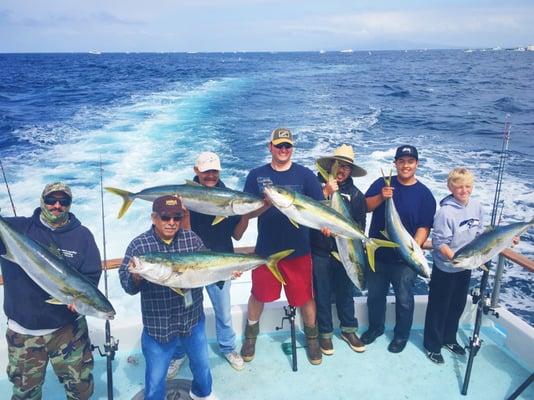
119, 195, 216, 400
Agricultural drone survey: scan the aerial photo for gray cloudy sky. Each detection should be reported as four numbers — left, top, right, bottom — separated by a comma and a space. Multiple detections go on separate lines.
1, 1, 533, 52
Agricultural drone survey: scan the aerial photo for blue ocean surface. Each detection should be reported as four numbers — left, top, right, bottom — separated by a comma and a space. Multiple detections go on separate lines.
0, 50, 533, 324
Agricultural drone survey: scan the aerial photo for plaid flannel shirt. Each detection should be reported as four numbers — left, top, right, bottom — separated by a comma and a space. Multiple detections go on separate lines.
119, 226, 205, 343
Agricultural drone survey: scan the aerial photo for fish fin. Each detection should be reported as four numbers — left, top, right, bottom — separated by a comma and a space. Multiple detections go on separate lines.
215, 280, 225, 289
381, 169, 392, 186
479, 264, 489, 272
185, 180, 202, 186
170, 287, 185, 296
211, 216, 227, 226
320, 200, 331, 206
47, 244, 63, 259
45, 298, 64, 305
380, 230, 391, 240
0, 252, 16, 263
365, 238, 399, 272
331, 251, 341, 262
315, 162, 330, 182
105, 187, 135, 219
289, 218, 300, 229
266, 249, 294, 285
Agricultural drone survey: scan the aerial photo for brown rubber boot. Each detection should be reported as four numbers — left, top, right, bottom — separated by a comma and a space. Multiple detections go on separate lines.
240, 322, 259, 362
304, 325, 322, 365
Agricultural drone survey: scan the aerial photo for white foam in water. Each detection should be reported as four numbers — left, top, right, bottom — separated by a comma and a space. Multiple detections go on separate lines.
0, 79, 532, 326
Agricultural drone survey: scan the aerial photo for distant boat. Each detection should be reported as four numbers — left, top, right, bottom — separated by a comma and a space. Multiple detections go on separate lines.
492, 46, 503, 51
513, 47, 526, 52
340, 49, 353, 53
89, 50, 101, 55
526, 45, 534, 51
319, 49, 326, 54
464, 49, 475, 53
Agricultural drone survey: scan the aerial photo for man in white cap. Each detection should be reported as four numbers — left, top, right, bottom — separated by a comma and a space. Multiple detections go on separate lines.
0, 182, 101, 399
167, 152, 248, 377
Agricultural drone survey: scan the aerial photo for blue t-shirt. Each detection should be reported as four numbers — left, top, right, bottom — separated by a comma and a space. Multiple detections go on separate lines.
366, 176, 436, 262
244, 163, 324, 258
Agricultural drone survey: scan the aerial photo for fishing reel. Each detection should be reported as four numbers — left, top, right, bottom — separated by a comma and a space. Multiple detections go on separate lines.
470, 288, 499, 318
276, 305, 297, 332
92, 335, 119, 360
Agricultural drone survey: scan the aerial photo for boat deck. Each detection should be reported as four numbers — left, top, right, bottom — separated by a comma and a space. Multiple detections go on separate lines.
5, 325, 533, 399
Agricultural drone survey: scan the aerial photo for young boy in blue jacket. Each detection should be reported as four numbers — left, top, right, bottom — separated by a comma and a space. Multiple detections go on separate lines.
424, 168, 484, 364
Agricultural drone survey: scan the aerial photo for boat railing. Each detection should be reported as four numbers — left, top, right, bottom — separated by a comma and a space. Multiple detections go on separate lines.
0, 247, 532, 286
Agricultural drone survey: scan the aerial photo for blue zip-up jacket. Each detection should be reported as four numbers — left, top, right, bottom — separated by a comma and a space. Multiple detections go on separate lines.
0, 208, 102, 329
432, 195, 485, 273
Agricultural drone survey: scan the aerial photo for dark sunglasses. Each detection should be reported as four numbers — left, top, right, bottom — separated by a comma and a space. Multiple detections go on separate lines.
43, 196, 72, 207
159, 215, 182, 222
273, 143, 293, 149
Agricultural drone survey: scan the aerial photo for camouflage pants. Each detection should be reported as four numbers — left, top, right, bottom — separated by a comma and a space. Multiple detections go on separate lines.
6, 317, 94, 400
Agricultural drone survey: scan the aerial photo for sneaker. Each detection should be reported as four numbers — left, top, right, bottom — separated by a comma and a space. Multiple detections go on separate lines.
166, 356, 185, 379
444, 342, 466, 356
360, 329, 384, 345
340, 332, 366, 353
427, 351, 445, 364
224, 351, 245, 371
189, 390, 219, 400
319, 337, 334, 355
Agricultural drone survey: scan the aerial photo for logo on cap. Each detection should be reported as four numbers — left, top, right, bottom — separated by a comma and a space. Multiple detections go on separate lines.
166, 199, 178, 206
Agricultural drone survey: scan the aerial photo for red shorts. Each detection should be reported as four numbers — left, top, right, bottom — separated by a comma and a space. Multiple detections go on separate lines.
251, 253, 313, 307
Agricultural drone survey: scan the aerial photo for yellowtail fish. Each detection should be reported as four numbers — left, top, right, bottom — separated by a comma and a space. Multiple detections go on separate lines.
263, 184, 397, 271
452, 218, 533, 269
106, 180, 264, 224
381, 171, 431, 278
0, 216, 115, 320
130, 249, 294, 288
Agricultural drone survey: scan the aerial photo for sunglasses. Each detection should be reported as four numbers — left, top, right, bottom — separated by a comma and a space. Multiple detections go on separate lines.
159, 215, 182, 222
43, 196, 72, 207
273, 143, 293, 149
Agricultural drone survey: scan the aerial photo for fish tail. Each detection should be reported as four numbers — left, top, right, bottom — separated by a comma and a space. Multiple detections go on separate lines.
266, 249, 294, 285
105, 187, 135, 218
365, 238, 399, 272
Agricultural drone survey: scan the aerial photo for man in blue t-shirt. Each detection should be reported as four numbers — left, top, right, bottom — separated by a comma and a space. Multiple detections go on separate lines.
240, 128, 326, 366
362, 145, 436, 353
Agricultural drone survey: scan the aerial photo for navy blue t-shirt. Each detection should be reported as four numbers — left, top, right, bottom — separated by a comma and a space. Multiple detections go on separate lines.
366, 176, 436, 262
244, 163, 324, 258
190, 178, 239, 253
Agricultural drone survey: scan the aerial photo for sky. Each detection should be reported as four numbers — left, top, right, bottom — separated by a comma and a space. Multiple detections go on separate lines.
1, 1, 534, 52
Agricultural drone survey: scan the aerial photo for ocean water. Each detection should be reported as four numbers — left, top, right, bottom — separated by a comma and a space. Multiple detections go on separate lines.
0, 50, 533, 324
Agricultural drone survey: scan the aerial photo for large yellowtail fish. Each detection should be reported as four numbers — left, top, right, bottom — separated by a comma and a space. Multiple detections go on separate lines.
316, 161, 368, 290
381, 171, 431, 278
0, 216, 115, 320
263, 184, 397, 272
106, 181, 264, 224
452, 218, 533, 269
130, 249, 294, 288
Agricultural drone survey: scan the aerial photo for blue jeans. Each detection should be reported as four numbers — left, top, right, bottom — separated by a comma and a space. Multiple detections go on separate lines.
312, 253, 358, 336
366, 259, 416, 340
142, 315, 212, 399
174, 280, 236, 359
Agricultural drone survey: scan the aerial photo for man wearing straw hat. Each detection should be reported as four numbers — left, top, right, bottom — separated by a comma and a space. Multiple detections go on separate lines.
311, 144, 368, 356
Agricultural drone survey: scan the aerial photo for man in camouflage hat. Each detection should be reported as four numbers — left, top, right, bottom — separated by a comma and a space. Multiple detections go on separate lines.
0, 182, 102, 399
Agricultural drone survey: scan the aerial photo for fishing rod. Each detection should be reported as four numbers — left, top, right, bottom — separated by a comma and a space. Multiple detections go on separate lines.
92, 156, 119, 400
461, 115, 511, 396
276, 305, 298, 371
0, 159, 17, 216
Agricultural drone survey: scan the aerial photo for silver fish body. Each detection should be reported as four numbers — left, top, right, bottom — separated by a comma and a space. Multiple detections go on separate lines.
452, 219, 533, 269
106, 182, 264, 219
263, 185, 368, 240
0, 217, 115, 320
130, 249, 293, 288
383, 195, 431, 278
330, 193, 367, 290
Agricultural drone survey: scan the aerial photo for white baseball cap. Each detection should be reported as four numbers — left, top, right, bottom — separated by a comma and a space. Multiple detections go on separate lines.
195, 151, 222, 172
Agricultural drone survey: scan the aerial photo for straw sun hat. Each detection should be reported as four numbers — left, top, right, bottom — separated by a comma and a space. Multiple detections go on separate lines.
316, 144, 367, 177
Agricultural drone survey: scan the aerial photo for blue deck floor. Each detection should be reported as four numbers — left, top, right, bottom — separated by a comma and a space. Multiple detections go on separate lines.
1, 327, 533, 400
